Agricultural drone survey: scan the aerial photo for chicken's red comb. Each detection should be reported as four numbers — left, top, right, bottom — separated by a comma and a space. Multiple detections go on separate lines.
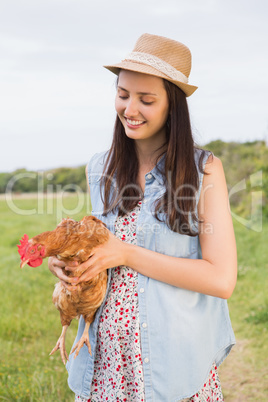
17, 234, 29, 258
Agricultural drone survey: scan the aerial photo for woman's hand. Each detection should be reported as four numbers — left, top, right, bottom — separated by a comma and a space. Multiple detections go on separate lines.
65, 231, 129, 285
48, 256, 79, 291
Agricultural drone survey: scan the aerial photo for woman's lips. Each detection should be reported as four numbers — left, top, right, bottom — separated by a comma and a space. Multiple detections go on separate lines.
125, 117, 146, 128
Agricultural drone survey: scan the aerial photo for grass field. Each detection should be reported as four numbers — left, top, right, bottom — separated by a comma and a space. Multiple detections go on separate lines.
0, 195, 267, 401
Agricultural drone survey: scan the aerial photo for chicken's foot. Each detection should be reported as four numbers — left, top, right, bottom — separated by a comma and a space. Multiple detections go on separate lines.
50, 324, 69, 365
71, 321, 91, 359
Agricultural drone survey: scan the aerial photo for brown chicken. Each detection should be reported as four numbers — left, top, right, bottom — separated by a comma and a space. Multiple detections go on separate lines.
18, 215, 109, 364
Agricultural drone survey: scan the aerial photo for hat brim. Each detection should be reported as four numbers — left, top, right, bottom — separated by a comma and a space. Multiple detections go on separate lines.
103, 61, 198, 97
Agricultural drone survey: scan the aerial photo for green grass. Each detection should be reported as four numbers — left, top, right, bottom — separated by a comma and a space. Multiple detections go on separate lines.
0, 195, 267, 400
230, 220, 268, 354
218, 217, 268, 401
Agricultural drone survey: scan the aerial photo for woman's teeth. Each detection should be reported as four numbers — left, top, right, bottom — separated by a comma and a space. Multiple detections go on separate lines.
126, 118, 144, 126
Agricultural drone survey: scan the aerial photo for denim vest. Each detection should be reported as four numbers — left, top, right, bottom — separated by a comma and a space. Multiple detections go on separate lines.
66, 150, 235, 401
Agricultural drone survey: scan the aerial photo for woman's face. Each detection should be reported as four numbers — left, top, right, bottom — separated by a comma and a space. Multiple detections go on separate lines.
115, 70, 169, 146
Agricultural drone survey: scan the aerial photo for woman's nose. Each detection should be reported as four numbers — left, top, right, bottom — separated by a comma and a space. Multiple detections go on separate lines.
124, 98, 138, 117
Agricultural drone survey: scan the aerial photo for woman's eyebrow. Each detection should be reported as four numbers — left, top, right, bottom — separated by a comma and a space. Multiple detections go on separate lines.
118, 86, 157, 96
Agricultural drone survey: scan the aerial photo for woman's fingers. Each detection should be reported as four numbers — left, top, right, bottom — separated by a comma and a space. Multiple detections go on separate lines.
74, 235, 126, 283
65, 260, 79, 271
60, 279, 79, 292
48, 256, 65, 273
54, 265, 79, 285
76, 252, 110, 283
77, 267, 98, 284
50, 233, 120, 285
54, 266, 70, 282
48, 256, 78, 284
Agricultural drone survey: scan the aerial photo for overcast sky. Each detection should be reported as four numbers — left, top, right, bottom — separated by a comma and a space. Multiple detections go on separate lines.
1, 0, 268, 172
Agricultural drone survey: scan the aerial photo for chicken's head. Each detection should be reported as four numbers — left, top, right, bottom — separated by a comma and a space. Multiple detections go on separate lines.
18, 234, 46, 268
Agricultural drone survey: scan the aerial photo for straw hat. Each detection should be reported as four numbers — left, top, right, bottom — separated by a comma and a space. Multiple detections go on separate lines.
104, 33, 198, 97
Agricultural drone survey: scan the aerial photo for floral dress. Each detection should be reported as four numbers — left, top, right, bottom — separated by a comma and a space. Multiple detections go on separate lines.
75, 201, 224, 402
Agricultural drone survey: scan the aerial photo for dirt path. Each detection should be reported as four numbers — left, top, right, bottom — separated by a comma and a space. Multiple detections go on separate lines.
219, 339, 267, 401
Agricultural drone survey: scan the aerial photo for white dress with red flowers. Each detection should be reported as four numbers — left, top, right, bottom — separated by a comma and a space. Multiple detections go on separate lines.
75, 201, 224, 402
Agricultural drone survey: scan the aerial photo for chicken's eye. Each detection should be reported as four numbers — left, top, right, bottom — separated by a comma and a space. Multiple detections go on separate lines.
30, 248, 35, 254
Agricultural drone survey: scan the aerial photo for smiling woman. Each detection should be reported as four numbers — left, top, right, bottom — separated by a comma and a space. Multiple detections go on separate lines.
115, 71, 169, 150
48, 33, 237, 401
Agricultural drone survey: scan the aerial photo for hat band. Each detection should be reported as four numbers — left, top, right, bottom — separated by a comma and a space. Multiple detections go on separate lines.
123, 52, 188, 84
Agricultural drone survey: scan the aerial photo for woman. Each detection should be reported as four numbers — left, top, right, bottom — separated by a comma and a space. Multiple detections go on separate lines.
49, 33, 237, 401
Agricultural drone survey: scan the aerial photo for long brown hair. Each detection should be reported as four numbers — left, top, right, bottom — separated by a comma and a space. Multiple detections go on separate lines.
100, 77, 208, 236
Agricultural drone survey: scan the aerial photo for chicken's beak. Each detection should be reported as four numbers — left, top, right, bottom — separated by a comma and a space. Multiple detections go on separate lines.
20, 259, 30, 269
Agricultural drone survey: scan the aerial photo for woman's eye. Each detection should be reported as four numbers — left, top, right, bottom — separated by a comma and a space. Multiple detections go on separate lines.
141, 100, 153, 105
119, 96, 128, 100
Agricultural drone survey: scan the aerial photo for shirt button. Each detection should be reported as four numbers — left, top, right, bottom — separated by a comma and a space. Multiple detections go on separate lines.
143, 198, 147, 204
146, 174, 152, 180
142, 322, 147, 328
137, 226, 143, 232
140, 288, 145, 293
144, 357, 149, 363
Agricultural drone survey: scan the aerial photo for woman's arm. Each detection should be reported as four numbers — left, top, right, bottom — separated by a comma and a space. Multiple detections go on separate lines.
71, 155, 237, 299
123, 155, 237, 298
